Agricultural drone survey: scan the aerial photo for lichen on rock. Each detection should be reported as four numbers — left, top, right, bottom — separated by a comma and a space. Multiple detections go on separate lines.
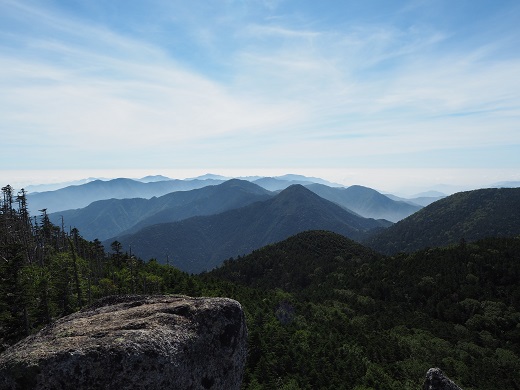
0, 295, 247, 390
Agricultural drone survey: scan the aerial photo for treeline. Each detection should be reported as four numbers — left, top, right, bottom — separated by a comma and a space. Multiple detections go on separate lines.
0, 185, 196, 350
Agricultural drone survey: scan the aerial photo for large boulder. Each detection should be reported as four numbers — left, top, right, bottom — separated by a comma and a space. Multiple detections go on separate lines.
423, 368, 463, 390
0, 295, 247, 390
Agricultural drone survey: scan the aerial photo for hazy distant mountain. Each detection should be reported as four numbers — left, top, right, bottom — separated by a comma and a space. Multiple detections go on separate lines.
252, 175, 343, 191
188, 173, 267, 182
50, 179, 272, 241
186, 173, 232, 181
384, 193, 445, 207
28, 178, 225, 214
407, 196, 446, 207
493, 181, 520, 188
275, 174, 343, 187
25, 178, 99, 193
306, 184, 421, 222
365, 187, 520, 254
137, 175, 171, 182
252, 177, 311, 191
411, 190, 447, 198
107, 185, 391, 273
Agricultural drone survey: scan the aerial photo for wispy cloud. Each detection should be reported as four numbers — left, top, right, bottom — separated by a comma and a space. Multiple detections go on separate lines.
0, 1, 305, 165
0, 0, 519, 179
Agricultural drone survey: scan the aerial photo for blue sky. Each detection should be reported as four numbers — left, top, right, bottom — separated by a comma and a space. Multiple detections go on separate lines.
1, 0, 519, 193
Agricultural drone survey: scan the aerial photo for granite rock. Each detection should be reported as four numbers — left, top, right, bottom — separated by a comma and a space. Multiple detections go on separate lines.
0, 295, 247, 390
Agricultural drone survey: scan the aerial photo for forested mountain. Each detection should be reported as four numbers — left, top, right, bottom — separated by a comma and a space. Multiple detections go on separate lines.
306, 183, 422, 222
2, 182, 520, 389
365, 187, 520, 254
209, 231, 520, 389
210, 230, 383, 289
49, 179, 272, 241
106, 185, 390, 273
27, 178, 225, 213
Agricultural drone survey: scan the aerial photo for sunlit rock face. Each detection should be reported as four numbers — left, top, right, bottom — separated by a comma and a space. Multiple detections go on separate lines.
0, 295, 247, 390
423, 368, 463, 390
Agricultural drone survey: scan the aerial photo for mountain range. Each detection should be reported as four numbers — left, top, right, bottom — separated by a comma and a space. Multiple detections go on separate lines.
27, 174, 343, 213
3, 179, 519, 389
25, 174, 520, 276
50, 179, 272, 241
104, 185, 390, 273
48, 178, 418, 241
28, 173, 420, 216
28, 178, 226, 214
107, 185, 518, 273
4, 173, 520, 389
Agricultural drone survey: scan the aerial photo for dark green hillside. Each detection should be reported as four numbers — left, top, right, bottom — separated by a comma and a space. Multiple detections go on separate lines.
211, 230, 382, 291
209, 232, 520, 390
51, 179, 272, 241
109, 185, 389, 273
365, 187, 520, 254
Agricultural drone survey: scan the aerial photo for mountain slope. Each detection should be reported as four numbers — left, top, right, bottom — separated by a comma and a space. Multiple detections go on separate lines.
50, 179, 272, 241
306, 184, 421, 222
364, 187, 520, 254
210, 230, 382, 290
28, 178, 225, 213
107, 185, 390, 273
207, 231, 520, 389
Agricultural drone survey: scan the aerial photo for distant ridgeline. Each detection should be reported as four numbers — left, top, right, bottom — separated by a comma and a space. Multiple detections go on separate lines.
1, 183, 520, 388
102, 184, 391, 273
364, 187, 520, 254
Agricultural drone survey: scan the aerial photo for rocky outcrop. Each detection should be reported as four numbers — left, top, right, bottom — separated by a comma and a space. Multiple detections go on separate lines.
0, 295, 247, 390
423, 368, 463, 390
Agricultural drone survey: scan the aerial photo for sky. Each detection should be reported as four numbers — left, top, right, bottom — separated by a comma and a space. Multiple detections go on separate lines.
1, 0, 519, 194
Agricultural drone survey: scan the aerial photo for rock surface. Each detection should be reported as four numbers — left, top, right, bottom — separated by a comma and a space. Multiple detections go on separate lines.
0, 295, 247, 390
423, 368, 463, 390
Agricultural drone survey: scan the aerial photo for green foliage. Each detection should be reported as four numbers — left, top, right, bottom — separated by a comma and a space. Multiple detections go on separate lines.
210, 231, 520, 389
0, 189, 197, 349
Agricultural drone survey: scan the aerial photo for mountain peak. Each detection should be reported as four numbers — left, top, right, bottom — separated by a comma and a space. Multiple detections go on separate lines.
276, 184, 320, 201
279, 183, 308, 192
